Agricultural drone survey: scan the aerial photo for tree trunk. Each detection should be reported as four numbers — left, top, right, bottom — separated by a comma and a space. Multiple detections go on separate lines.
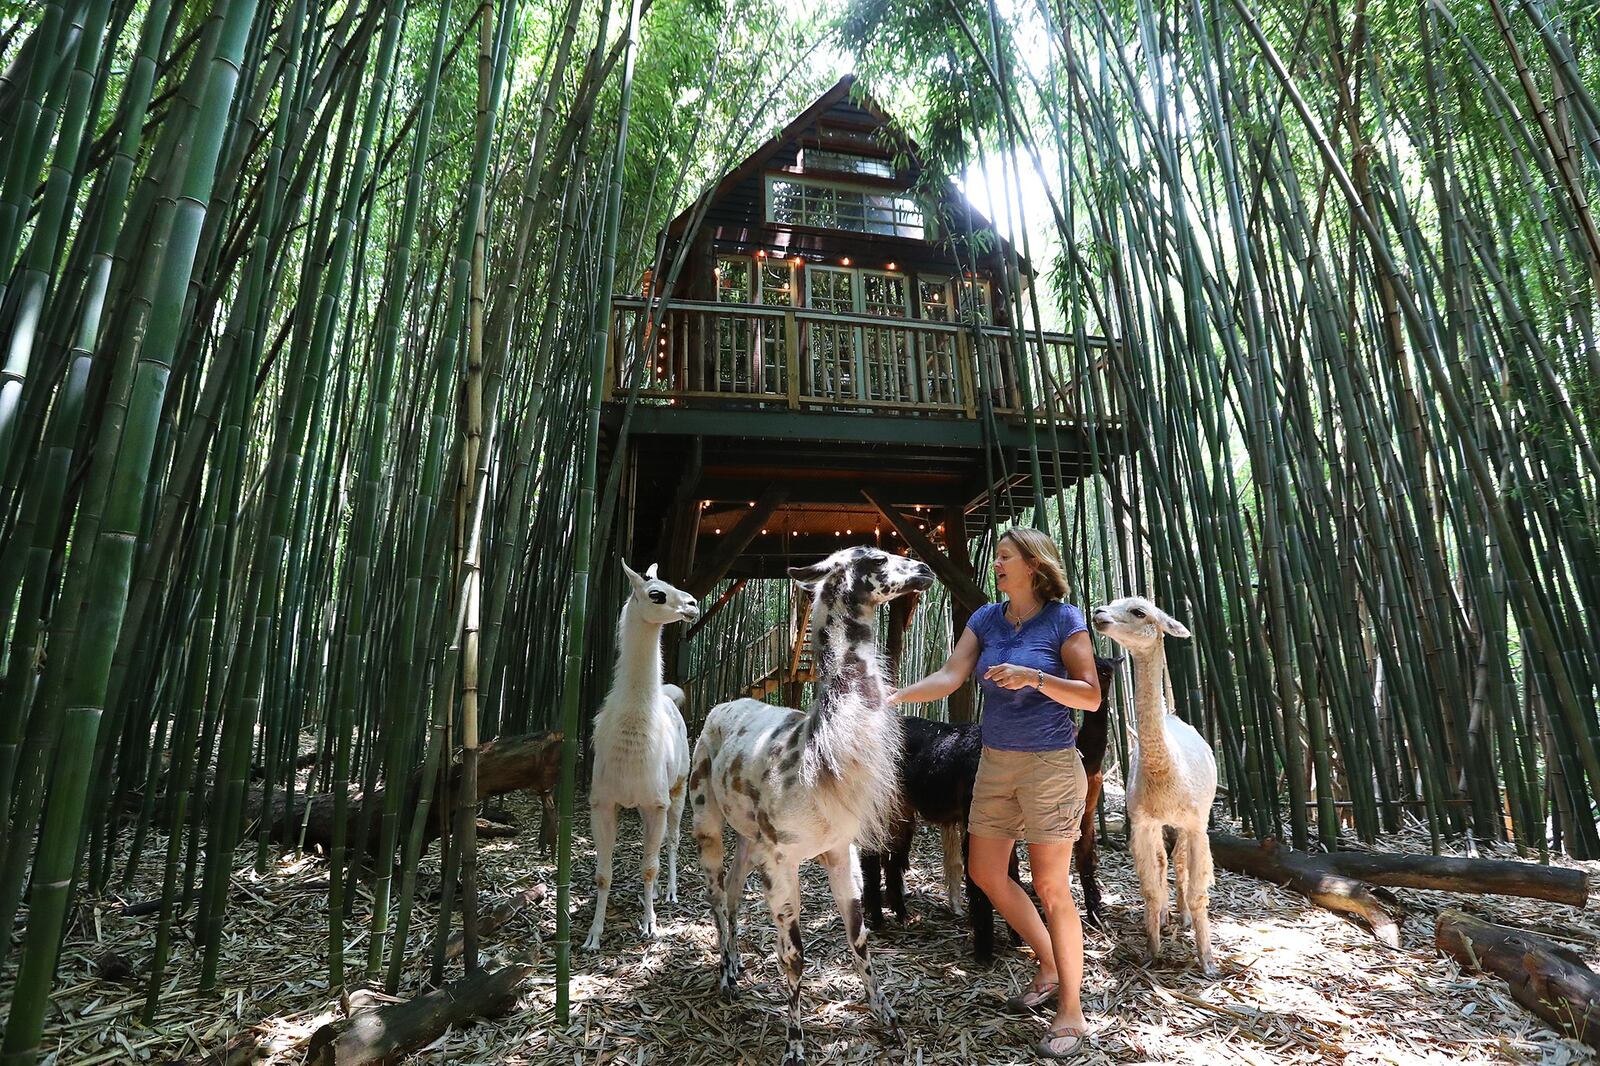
305, 961, 535, 1064
237, 732, 560, 856
1208, 834, 1405, 945
1435, 908, 1600, 1048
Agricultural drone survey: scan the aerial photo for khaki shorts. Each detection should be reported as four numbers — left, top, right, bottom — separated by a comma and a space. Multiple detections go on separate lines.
969, 746, 1087, 845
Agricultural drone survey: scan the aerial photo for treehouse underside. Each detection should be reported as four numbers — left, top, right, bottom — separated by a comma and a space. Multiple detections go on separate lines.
602, 404, 1134, 582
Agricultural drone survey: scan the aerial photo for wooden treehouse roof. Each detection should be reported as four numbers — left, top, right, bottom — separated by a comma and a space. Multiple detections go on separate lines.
663, 75, 1030, 277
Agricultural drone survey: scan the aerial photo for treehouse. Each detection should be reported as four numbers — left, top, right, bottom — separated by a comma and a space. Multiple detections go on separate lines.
600, 76, 1131, 691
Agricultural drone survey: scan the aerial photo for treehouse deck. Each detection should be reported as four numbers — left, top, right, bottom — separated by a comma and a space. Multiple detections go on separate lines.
601, 296, 1133, 583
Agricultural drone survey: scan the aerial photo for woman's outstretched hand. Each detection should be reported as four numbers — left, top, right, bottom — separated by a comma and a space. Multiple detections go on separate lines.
984, 663, 1036, 690
886, 688, 906, 706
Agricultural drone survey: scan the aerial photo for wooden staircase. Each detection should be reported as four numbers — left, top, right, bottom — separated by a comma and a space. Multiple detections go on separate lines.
747, 601, 813, 699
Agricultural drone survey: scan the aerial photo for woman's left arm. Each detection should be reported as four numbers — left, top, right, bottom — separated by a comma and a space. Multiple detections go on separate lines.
983, 630, 1102, 710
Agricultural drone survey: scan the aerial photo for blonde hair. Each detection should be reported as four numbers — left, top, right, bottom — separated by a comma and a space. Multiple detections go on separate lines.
998, 528, 1069, 602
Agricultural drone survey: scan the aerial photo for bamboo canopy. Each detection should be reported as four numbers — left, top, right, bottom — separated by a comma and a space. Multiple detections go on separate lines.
0, 0, 1595, 1059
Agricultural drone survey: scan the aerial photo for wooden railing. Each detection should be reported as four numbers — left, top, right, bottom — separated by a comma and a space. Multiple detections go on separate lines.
606, 297, 1123, 426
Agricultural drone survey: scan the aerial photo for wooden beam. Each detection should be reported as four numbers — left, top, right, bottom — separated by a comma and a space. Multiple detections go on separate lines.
687, 484, 787, 598
683, 577, 748, 642
863, 488, 988, 616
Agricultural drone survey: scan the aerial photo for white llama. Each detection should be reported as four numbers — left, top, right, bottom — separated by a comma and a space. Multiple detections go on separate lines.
1093, 596, 1219, 976
583, 562, 699, 952
691, 546, 933, 1066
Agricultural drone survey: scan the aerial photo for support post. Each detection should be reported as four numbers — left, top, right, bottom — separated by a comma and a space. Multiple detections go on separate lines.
943, 504, 980, 723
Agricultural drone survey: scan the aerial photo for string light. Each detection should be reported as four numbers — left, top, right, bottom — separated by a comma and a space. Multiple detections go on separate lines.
841, 257, 852, 266
715, 528, 722, 535
886, 262, 897, 271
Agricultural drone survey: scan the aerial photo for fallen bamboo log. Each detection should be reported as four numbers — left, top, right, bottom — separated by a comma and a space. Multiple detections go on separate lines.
305, 960, 535, 1065
444, 884, 547, 961
237, 731, 561, 856
1436, 908, 1600, 1048
1301, 848, 1588, 906
1208, 834, 1405, 945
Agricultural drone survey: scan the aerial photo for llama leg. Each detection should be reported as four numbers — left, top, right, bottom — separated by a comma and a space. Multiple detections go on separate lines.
965, 828, 996, 964
1185, 829, 1218, 976
860, 849, 886, 930
822, 848, 901, 1038
886, 815, 913, 923
665, 776, 686, 903
725, 833, 750, 979
941, 823, 966, 917
764, 864, 808, 1066
691, 775, 738, 997
582, 801, 619, 952
1077, 770, 1104, 928
639, 802, 668, 939
1172, 826, 1190, 932
1129, 815, 1167, 961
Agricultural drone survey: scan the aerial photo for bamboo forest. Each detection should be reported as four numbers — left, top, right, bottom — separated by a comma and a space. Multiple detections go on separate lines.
0, 0, 1598, 1060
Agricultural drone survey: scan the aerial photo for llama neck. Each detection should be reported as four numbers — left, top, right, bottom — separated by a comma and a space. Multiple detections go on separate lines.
609, 599, 665, 711
1131, 644, 1173, 776
811, 599, 890, 725
800, 593, 900, 843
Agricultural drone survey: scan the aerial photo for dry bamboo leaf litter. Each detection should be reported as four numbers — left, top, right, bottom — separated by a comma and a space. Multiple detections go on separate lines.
5, 784, 1597, 1065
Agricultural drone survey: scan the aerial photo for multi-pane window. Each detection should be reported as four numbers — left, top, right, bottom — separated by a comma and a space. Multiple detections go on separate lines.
957, 278, 993, 324
799, 148, 894, 179
918, 277, 960, 405
860, 272, 912, 402
714, 256, 791, 393
767, 176, 924, 239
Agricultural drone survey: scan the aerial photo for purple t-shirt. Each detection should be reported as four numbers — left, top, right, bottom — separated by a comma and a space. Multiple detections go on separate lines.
968, 600, 1088, 751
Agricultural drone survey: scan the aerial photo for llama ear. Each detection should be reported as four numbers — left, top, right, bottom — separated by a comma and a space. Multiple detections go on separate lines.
788, 561, 828, 591
1157, 610, 1191, 640
621, 560, 647, 591
644, 563, 659, 580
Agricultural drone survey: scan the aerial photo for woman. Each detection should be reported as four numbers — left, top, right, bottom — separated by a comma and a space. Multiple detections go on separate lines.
889, 528, 1101, 1058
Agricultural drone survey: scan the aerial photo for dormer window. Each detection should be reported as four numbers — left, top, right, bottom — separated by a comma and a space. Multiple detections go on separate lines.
766, 175, 924, 239
800, 147, 894, 179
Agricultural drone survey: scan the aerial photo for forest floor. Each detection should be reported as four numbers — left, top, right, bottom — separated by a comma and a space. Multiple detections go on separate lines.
27, 781, 1600, 1065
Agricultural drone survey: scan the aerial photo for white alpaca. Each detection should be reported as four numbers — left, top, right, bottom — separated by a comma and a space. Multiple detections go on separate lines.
690, 547, 933, 1066
1093, 596, 1219, 976
583, 562, 699, 952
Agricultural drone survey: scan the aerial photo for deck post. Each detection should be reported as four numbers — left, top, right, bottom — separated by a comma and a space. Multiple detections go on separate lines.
604, 302, 618, 400
784, 309, 800, 408
886, 591, 919, 688
956, 330, 976, 419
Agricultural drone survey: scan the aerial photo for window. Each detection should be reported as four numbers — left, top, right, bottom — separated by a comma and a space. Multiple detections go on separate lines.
713, 255, 791, 394
767, 176, 924, 239
800, 148, 894, 179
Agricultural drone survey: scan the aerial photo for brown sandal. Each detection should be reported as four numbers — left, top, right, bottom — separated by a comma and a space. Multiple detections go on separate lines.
1036, 1024, 1088, 1058
1003, 979, 1058, 1014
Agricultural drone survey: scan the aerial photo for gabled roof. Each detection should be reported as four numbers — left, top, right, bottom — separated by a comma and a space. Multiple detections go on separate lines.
665, 75, 1030, 275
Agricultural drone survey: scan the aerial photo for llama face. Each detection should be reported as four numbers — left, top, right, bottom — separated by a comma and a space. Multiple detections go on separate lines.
622, 561, 700, 625
1092, 596, 1191, 651
788, 547, 934, 611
